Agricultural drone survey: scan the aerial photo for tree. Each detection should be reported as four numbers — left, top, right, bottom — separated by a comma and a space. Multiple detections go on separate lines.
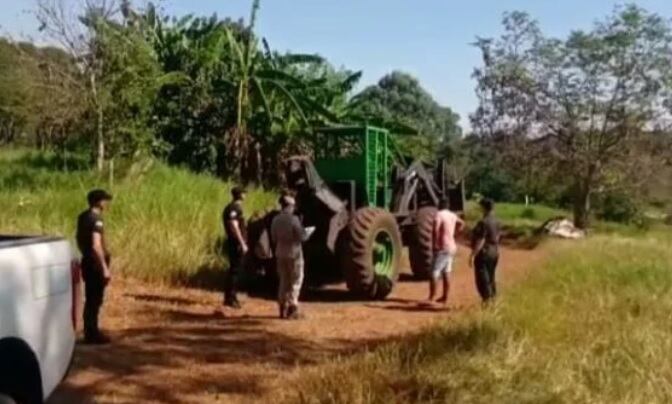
221, 0, 356, 181
0, 38, 85, 150
145, 0, 357, 182
144, 10, 243, 174
472, 6, 672, 228
6, 0, 364, 184
94, 16, 166, 166
350, 71, 462, 159
253, 52, 362, 183
0, 40, 33, 144
36, 0, 120, 171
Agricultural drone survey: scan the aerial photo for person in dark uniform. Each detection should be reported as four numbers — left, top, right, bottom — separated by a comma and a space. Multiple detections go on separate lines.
470, 198, 501, 304
222, 186, 248, 309
76, 189, 113, 344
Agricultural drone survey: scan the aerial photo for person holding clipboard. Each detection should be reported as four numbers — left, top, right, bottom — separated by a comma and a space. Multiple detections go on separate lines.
271, 194, 312, 319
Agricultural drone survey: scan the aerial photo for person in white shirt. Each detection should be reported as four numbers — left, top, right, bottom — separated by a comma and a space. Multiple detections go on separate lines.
430, 198, 464, 305
271, 195, 308, 319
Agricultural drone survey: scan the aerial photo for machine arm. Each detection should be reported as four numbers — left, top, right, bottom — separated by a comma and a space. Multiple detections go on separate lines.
390, 160, 442, 217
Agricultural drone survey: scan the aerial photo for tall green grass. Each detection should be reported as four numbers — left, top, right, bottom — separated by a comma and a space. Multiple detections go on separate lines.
0, 149, 275, 283
285, 230, 672, 404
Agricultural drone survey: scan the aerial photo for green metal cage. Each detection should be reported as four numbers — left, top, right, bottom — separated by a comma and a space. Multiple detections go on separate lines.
313, 125, 396, 209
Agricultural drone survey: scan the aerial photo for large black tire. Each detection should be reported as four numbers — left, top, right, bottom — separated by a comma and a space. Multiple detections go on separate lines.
409, 207, 437, 279
342, 208, 402, 300
0, 338, 42, 404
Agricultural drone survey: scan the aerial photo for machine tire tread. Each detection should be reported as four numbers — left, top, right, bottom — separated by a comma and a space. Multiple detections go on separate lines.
409, 207, 437, 279
343, 208, 401, 299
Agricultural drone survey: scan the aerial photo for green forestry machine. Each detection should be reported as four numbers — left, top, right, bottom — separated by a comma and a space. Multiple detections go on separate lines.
248, 125, 464, 300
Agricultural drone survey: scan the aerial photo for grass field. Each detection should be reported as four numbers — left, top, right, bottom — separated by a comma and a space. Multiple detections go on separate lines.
4, 148, 672, 402
0, 149, 275, 284
464, 201, 567, 225
463, 201, 570, 247
284, 230, 672, 404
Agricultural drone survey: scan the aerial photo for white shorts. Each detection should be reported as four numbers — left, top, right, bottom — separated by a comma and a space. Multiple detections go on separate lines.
432, 251, 455, 278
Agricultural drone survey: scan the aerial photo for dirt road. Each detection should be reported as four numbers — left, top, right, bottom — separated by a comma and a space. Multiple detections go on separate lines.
49, 245, 548, 404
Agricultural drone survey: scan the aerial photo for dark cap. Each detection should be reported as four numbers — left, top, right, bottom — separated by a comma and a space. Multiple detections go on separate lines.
479, 198, 494, 212
87, 189, 113, 206
231, 186, 245, 200
279, 195, 296, 208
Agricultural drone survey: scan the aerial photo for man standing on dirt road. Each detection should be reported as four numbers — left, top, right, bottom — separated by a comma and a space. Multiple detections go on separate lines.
470, 198, 501, 304
76, 189, 113, 344
271, 194, 308, 319
222, 186, 248, 310
430, 198, 464, 305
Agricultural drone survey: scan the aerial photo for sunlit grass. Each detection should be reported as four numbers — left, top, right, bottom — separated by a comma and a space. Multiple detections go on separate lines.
284, 230, 672, 404
0, 148, 276, 284
465, 201, 567, 225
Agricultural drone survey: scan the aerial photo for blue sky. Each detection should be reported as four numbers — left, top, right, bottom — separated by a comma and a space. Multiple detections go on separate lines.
2, 0, 672, 130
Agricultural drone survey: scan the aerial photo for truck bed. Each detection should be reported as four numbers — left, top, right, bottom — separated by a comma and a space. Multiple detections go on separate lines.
0, 235, 77, 401
0, 235, 63, 249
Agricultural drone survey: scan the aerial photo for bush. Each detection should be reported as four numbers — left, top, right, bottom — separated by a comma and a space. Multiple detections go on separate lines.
520, 207, 537, 219
596, 191, 643, 224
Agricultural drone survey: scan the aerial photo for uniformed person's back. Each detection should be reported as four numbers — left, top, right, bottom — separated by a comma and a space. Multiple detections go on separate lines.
77, 209, 106, 258
77, 189, 113, 345
223, 200, 247, 243
220, 186, 248, 311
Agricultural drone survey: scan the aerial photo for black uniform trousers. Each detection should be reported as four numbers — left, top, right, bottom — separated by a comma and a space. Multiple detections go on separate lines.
474, 251, 498, 302
224, 244, 244, 304
82, 256, 108, 338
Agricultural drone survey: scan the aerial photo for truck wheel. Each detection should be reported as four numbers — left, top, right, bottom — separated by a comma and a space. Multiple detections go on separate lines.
409, 207, 437, 279
343, 208, 402, 300
0, 338, 42, 404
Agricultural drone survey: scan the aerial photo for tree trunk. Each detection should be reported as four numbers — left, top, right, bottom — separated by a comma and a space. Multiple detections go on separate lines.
62, 139, 68, 172
47, 127, 54, 150
254, 141, 262, 185
97, 103, 104, 172
573, 165, 596, 230
91, 72, 105, 172
573, 186, 591, 230
109, 158, 114, 188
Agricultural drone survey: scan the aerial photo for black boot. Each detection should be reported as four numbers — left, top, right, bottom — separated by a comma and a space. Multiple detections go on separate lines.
84, 333, 111, 345
224, 297, 242, 309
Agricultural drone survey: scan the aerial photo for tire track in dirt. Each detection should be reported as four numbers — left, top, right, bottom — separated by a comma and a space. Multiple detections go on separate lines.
49, 244, 551, 404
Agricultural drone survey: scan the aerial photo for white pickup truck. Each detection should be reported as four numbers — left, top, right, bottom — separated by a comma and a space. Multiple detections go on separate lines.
0, 236, 80, 404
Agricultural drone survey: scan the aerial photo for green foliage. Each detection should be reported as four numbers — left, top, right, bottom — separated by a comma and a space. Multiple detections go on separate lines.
5, 1, 368, 183
141, 2, 360, 181
0, 39, 84, 149
146, 12, 241, 173
0, 40, 31, 144
0, 149, 276, 284
595, 191, 644, 225
520, 207, 536, 219
472, 5, 672, 229
96, 19, 168, 160
349, 71, 462, 159
464, 201, 567, 236
462, 135, 521, 202
3, 0, 472, 191
284, 231, 672, 403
